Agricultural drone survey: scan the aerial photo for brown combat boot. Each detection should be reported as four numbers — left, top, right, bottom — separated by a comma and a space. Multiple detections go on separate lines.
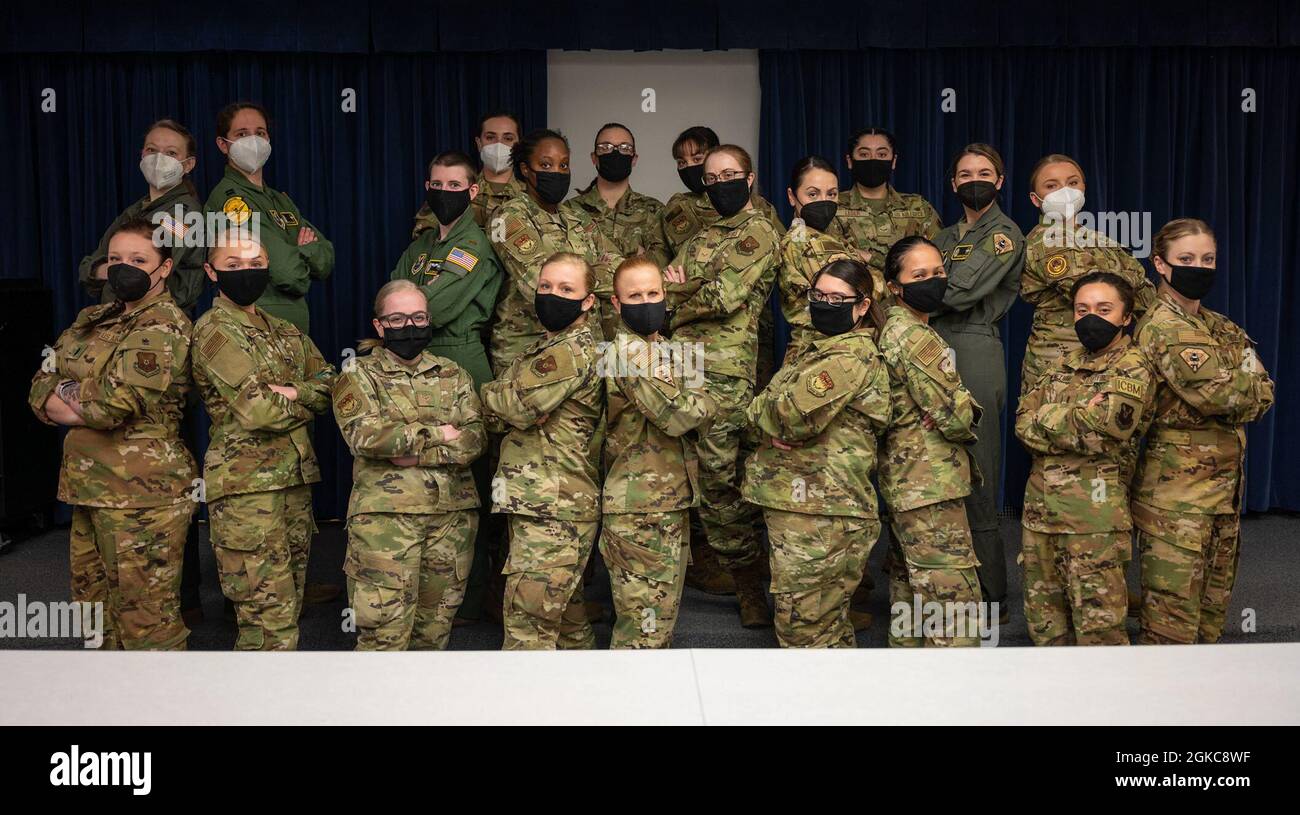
684, 541, 736, 595
731, 563, 773, 628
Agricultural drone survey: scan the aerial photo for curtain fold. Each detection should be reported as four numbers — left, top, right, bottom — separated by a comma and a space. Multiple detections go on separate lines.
0, 50, 546, 518
759, 47, 1299, 513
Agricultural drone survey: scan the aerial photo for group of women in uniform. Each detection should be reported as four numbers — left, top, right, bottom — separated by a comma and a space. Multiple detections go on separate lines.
30, 106, 1274, 651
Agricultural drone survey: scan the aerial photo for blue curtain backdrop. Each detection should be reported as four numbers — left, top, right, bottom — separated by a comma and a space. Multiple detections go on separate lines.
0, 51, 546, 518
759, 47, 1299, 513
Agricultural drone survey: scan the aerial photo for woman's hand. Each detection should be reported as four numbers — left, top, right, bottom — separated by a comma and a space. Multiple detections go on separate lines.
297, 226, 318, 246
389, 455, 419, 467
438, 424, 462, 442
269, 384, 299, 402
770, 437, 801, 451
43, 392, 85, 426
663, 265, 687, 285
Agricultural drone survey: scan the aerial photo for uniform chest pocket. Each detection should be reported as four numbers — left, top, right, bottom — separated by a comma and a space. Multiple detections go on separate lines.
413, 379, 455, 424
378, 378, 420, 423
946, 247, 995, 292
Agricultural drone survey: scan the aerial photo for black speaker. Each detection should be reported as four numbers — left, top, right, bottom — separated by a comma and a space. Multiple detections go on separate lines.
0, 279, 60, 530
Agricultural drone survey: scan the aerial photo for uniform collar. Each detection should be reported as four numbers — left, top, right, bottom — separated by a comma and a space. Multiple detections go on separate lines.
136, 183, 192, 213
718, 206, 760, 230
847, 184, 899, 210
374, 347, 443, 376
574, 183, 633, 214
1067, 333, 1133, 371
535, 319, 594, 352
810, 323, 873, 351
477, 172, 523, 192
426, 210, 476, 246
885, 304, 924, 326
222, 164, 269, 194
91, 291, 171, 326
213, 294, 276, 331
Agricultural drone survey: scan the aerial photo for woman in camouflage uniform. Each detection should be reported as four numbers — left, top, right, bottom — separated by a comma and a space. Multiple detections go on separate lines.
30, 217, 196, 650
480, 253, 605, 650
1016, 272, 1156, 646
192, 237, 337, 651
1134, 219, 1274, 644
742, 259, 890, 647
1019, 154, 1156, 397
664, 143, 782, 628
489, 129, 622, 371
332, 281, 485, 650
778, 156, 888, 362
877, 237, 984, 647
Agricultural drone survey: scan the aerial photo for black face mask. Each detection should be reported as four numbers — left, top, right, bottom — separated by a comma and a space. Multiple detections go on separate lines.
216, 267, 271, 307
107, 262, 158, 302
678, 164, 706, 194
809, 300, 860, 336
596, 152, 633, 183
383, 324, 433, 361
1165, 262, 1216, 300
529, 170, 571, 205
619, 300, 666, 337
955, 180, 999, 210
425, 188, 471, 225
799, 200, 837, 232
535, 292, 586, 332
851, 158, 892, 189
705, 178, 750, 218
897, 276, 949, 314
1074, 313, 1123, 353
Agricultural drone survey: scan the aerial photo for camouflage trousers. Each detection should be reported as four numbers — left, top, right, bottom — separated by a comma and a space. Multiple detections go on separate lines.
886, 499, 983, 647
599, 510, 689, 649
696, 373, 762, 569
345, 510, 477, 651
1020, 527, 1129, 646
209, 484, 315, 651
502, 516, 599, 650
70, 502, 192, 650
766, 509, 879, 648
1134, 502, 1241, 644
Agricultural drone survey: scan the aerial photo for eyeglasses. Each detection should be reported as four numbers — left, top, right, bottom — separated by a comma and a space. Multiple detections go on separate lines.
703, 169, 748, 185
595, 142, 635, 156
378, 311, 430, 329
808, 290, 864, 306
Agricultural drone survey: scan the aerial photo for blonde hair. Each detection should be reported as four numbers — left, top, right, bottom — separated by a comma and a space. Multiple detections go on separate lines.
541, 251, 596, 296
1154, 218, 1215, 261
358, 279, 427, 352
1028, 153, 1085, 193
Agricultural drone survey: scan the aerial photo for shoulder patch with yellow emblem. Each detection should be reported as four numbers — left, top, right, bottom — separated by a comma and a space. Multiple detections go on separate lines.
1112, 376, 1146, 399
1178, 346, 1212, 374
222, 196, 251, 226
1045, 253, 1070, 278
333, 379, 365, 421
807, 369, 835, 398
992, 232, 1014, 255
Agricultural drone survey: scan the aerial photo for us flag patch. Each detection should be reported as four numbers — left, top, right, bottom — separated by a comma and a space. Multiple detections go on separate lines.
446, 246, 479, 273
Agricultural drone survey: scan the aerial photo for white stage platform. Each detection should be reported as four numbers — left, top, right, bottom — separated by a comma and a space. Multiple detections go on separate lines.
4, 644, 1298, 725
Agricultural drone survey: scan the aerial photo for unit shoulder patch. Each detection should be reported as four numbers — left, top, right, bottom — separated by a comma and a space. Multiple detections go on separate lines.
222, 196, 251, 226
992, 232, 1014, 256
1045, 253, 1070, 278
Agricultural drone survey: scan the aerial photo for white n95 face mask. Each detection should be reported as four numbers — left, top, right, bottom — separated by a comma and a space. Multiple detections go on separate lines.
228, 135, 272, 174
480, 142, 513, 174
1040, 186, 1084, 220
140, 153, 184, 191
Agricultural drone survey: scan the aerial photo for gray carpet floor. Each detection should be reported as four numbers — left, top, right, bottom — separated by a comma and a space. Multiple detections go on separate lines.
2, 513, 1296, 650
